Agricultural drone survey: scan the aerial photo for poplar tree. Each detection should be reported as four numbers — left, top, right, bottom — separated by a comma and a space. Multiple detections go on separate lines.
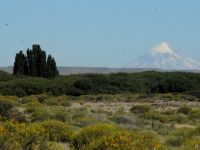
46, 55, 59, 78
13, 51, 26, 75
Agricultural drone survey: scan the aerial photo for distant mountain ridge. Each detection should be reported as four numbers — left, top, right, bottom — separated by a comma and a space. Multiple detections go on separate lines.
1, 66, 200, 75
126, 42, 200, 70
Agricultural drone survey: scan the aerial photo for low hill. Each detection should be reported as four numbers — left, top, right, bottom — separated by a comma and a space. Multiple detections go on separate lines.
0, 66, 13, 74
2, 66, 200, 75
0, 70, 13, 81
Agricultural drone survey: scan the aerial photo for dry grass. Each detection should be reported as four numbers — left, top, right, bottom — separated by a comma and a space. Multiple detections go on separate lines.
174, 124, 196, 129
70, 100, 200, 113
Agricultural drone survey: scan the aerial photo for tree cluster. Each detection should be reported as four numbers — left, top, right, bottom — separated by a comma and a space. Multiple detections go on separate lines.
13, 44, 59, 78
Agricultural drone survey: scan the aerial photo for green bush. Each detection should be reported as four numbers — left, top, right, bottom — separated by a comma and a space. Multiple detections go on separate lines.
141, 111, 169, 123
0, 70, 13, 81
130, 105, 152, 114
170, 114, 189, 124
162, 109, 176, 115
0, 99, 17, 118
54, 111, 72, 123
43, 96, 72, 107
165, 127, 195, 147
177, 105, 192, 115
111, 115, 134, 125
34, 111, 52, 121
166, 135, 187, 147
189, 109, 200, 120
74, 78, 95, 91
25, 104, 52, 121
193, 126, 200, 136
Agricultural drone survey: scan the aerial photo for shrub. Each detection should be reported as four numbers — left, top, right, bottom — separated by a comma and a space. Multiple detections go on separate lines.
8, 107, 29, 122
177, 105, 192, 115
88, 131, 135, 150
170, 114, 189, 124
34, 111, 52, 121
189, 109, 200, 120
180, 138, 200, 150
141, 111, 169, 123
130, 105, 152, 114
166, 135, 187, 147
40, 120, 72, 142
74, 78, 95, 91
54, 111, 72, 123
15, 88, 27, 97
70, 124, 117, 149
72, 117, 101, 127
166, 127, 194, 147
86, 131, 160, 150
193, 126, 200, 136
0, 121, 46, 150
43, 97, 59, 106
0, 99, 17, 118
47, 142, 70, 150
112, 115, 133, 125
162, 109, 176, 115
43, 96, 72, 107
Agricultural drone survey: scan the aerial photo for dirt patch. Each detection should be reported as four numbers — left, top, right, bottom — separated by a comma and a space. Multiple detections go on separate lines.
174, 124, 196, 129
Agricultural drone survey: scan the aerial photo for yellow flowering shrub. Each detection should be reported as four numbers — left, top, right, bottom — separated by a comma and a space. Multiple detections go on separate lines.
40, 120, 72, 142
70, 123, 117, 149
86, 131, 160, 150
0, 125, 5, 134
180, 138, 200, 150
0, 120, 46, 150
0, 96, 18, 101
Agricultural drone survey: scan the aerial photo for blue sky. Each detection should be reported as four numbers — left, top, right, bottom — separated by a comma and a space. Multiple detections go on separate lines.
0, 0, 200, 67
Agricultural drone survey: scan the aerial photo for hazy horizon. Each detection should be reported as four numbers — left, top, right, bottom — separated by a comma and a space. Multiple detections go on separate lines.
1, 0, 200, 67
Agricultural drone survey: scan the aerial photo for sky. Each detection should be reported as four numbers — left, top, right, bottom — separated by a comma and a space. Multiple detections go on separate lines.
0, 0, 200, 67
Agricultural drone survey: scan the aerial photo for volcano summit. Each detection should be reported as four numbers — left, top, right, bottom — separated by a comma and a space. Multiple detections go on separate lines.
126, 42, 200, 70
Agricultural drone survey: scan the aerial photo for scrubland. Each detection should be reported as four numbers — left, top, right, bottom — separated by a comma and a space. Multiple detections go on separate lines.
0, 93, 200, 150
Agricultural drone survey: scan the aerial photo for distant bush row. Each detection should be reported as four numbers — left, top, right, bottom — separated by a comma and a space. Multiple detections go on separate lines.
1, 71, 200, 97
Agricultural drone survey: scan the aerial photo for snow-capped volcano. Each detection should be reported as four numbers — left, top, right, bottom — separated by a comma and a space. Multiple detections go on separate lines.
126, 42, 200, 70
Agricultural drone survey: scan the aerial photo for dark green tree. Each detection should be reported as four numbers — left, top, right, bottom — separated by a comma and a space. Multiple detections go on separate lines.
13, 51, 27, 75
31, 45, 47, 77
26, 48, 37, 77
38, 50, 47, 77
46, 55, 59, 79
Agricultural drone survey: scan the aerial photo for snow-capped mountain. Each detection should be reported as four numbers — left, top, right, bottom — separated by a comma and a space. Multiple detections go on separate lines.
126, 42, 200, 70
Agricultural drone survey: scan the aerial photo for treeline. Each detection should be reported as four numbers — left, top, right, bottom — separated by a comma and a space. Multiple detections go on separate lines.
13, 44, 59, 78
0, 71, 200, 97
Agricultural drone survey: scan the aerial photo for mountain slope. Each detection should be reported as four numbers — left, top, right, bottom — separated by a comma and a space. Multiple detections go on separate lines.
126, 42, 200, 70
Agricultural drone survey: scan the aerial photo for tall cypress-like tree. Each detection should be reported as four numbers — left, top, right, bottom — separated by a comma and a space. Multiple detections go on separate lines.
26, 45, 47, 77
24, 56, 29, 75
32, 45, 39, 77
46, 55, 59, 78
26, 49, 31, 75
13, 51, 27, 75
38, 50, 46, 77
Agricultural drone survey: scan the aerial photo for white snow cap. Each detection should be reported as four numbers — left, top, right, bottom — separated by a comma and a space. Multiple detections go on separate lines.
150, 42, 174, 54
